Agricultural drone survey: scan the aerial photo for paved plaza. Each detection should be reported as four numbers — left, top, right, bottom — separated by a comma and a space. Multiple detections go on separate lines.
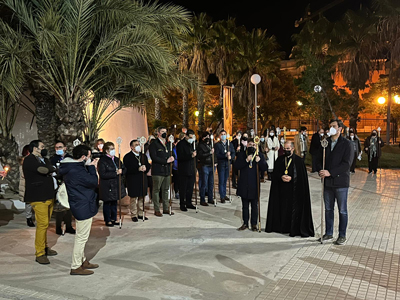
0, 168, 399, 300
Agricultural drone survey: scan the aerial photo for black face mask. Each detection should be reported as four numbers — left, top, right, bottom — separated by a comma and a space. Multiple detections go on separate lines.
242, 136, 248, 141
247, 147, 256, 155
40, 149, 48, 157
161, 132, 167, 139
372, 132, 377, 137
284, 150, 292, 157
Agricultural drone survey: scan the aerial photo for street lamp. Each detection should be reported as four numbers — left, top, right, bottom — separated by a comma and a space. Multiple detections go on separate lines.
251, 74, 261, 135
378, 97, 386, 105
297, 101, 303, 106
208, 111, 213, 116
394, 95, 400, 104
194, 111, 199, 117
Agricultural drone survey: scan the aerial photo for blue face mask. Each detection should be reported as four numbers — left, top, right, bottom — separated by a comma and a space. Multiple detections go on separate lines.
56, 149, 64, 156
260, 138, 265, 142
221, 135, 227, 141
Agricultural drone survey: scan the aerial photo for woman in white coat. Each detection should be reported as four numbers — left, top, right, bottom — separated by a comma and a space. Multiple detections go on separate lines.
266, 129, 279, 180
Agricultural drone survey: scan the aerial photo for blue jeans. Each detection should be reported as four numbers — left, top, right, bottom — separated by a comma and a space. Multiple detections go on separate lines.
103, 201, 117, 223
324, 187, 348, 237
217, 161, 229, 198
200, 166, 214, 203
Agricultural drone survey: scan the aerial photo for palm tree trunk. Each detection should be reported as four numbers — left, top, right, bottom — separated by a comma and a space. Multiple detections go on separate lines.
33, 91, 58, 156
55, 101, 85, 152
0, 135, 20, 192
197, 86, 205, 133
349, 88, 360, 131
155, 98, 161, 120
182, 90, 189, 128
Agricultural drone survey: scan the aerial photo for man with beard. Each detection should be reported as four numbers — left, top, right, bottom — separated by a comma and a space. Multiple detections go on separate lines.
235, 138, 268, 231
265, 141, 314, 237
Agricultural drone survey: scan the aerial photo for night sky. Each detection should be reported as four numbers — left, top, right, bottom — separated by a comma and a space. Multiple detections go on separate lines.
158, 0, 372, 57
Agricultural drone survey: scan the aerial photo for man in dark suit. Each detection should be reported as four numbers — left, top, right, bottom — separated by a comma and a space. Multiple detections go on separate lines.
176, 129, 197, 211
124, 139, 151, 222
317, 119, 354, 245
234, 138, 267, 231
149, 127, 175, 217
309, 128, 325, 173
23, 140, 56, 264
215, 130, 235, 203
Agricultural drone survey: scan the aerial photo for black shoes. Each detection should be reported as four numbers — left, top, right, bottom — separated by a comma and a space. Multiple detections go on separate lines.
186, 205, 196, 209
237, 224, 248, 231
132, 217, 138, 222
180, 206, 188, 212
66, 227, 76, 234
200, 202, 209, 206
105, 222, 114, 227
26, 218, 35, 227
251, 225, 258, 232
138, 215, 148, 220
220, 198, 226, 203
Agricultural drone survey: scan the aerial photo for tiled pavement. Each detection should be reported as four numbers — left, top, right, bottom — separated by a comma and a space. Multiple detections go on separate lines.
0, 168, 399, 300
258, 169, 400, 300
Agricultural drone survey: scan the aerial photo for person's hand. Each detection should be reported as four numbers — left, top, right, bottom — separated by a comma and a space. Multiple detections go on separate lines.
90, 158, 99, 166
0, 171, 6, 178
318, 170, 330, 178
237, 146, 240, 151
192, 151, 197, 158
255, 156, 260, 162
246, 155, 253, 162
139, 165, 146, 172
116, 169, 123, 175
227, 153, 231, 160
379, 141, 381, 144
211, 148, 214, 154
365, 147, 368, 151
167, 156, 175, 163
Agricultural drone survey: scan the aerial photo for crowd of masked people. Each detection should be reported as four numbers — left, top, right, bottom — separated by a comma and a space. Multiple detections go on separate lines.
15, 123, 383, 275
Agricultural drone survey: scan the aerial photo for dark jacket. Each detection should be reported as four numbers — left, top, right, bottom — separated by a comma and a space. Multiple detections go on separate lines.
177, 139, 196, 176
215, 141, 235, 166
98, 155, 127, 202
234, 149, 268, 199
124, 151, 151, 197
59, 158, 98, 220
348, 136, 362, 156
364, 135, 384, 159
149, 138, 173, 176
309, 132, 322, 155
22, 154, 55, 203
50, 153, 72, 166
197, 141, 214, 167
316, 135, 353, 188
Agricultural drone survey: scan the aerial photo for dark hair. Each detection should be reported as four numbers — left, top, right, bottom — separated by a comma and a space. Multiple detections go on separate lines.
28, 140, 42, 153
330, 119, 344, 128
324, 127, 329, 131
130, 139, 138, 147
220, 129, 226, 135
95, 138, 105, 144
248, 138, 255, 143
22, 145, 30, 157
201, 131, 209, 139
186, 129, 195, 136
103, 142, 114, 152
157, 126, 167, 133
55, 140, 65, 146
73, 145, 91, 159
300, 126, 307, 132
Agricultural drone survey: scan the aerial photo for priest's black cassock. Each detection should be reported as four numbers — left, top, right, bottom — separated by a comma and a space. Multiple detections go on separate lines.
265, 154, 314, 237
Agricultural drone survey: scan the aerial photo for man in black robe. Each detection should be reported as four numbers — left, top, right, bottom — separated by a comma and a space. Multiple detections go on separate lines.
265, 141, 314, 237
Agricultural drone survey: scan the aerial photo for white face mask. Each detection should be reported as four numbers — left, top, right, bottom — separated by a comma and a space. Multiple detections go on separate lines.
85, 158, 92, 166
109, 149, 116, 156
320, 133, 324, 137
188, 138, 195, 144
270, 132, 274, 136
329, 127, 337, 136
134, 145, 141, 153
350, 136, 354, 140
98, 143, 104, 150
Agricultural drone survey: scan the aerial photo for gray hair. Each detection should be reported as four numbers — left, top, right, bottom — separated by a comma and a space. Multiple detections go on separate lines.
284, 141, 295, 149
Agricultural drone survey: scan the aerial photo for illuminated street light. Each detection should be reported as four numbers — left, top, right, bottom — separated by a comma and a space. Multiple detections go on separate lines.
297, 101, 303, 106
194, 111, 199, 117
394, 95, 400, 104
208, 111, 213, 116
378, 97, 386, 105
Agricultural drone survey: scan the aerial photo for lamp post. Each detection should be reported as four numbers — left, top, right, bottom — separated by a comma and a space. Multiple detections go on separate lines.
251, 74, 261, 135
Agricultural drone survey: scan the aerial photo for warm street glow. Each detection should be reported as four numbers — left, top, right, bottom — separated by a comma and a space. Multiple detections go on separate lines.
378, 97, 386, 105
395, 95, 400, 104
296, 101, 303, 106
194, 111, 199, 117
208, 111, 213, 116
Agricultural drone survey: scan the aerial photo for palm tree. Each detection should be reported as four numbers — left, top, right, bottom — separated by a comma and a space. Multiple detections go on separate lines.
0, 19, 33, 191
332, 9, 378, 131
179, 13, 213, 132
4, 0, 191, 149
233, 29, 281, 131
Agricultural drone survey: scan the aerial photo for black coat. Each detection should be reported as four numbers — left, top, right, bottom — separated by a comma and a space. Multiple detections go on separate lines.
22, 154, 55, 203
197, 141, 214, 167
50, 153, 72, 166
265, 154, 314, 237
234, 149, 268, 199
98, 155, 127, 202
177, 139, 196, 176
364, 135, 384, 159
149, 138, 173, 176
316, 135, 353, 188
59, 158, 98, 221
215, 141, 235, 167
309, 132, 322, 155
124, 151, 151, 197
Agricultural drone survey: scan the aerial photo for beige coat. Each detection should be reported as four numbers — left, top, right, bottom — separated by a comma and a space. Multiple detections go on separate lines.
294, 133, 308, 157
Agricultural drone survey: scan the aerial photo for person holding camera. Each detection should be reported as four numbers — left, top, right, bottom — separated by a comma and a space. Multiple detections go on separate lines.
98, 142, 126, 227
59, 145, 99, 275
